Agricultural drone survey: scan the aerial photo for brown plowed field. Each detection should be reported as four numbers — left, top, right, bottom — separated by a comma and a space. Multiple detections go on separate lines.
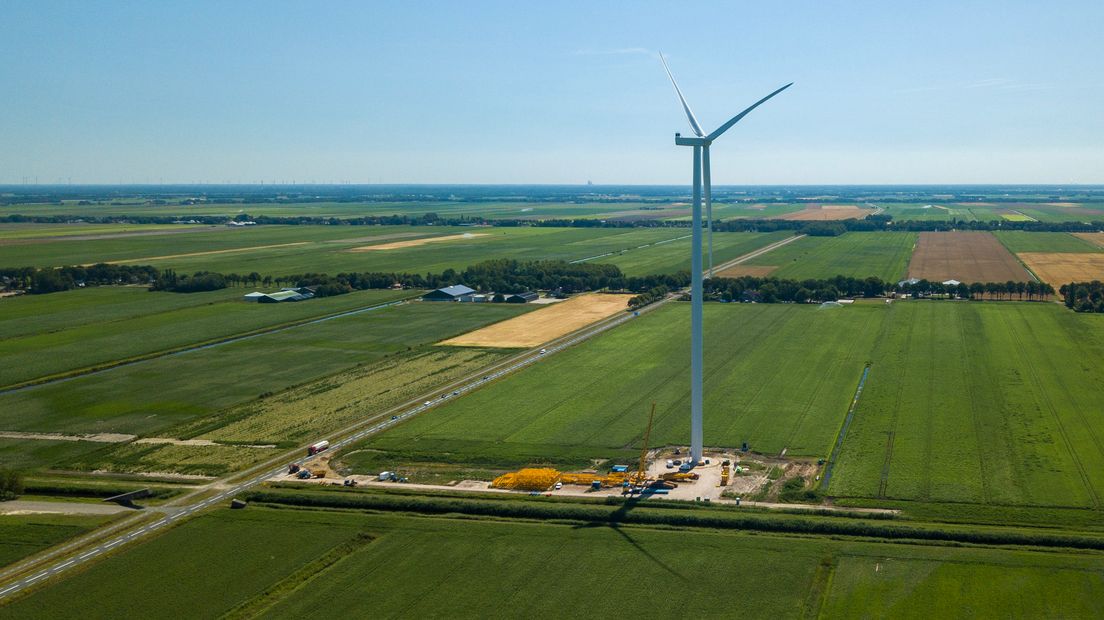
439, 293, 633, 348
715, 265, 778, 278
907, 231, 1031, 282
1018, 253, 1104, 287
1074, 233, 1104, 249
772, 205, 870, 221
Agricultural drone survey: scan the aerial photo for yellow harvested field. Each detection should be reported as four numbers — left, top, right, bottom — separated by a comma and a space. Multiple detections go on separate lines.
1018, 253, 1104, 287
440, 293, 633, 348
1073, 233, 1104, 249
349, 232, 488, 251
715, 265, 777, 278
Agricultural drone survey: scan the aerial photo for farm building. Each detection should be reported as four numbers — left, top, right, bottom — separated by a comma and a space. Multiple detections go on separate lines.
942, 279, 962, 286
423, 285, 475, 302
505, 291, 539, 303
244, 287, 315, 303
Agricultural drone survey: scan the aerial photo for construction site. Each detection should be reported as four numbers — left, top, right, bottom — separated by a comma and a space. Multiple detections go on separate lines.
283, 405, 822, 506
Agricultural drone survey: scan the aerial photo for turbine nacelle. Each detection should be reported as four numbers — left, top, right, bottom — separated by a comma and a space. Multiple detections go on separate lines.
674, 133, 710, 147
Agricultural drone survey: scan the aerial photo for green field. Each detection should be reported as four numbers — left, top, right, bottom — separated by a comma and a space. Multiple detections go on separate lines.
830, 302, 1104, 509
0, 514, 118, 568
0, 302, 530, 445
878, 202, 1104, 223
0, 288, 414, 388
0, 222, 198, 240
358, 302, 884, 468
357, 301, 1104, 511
597, 230, 788, 275
4, 505, 1101, 618
995, 231, 1104, 253
0, 224, 782, 278
743, 232, 916, 281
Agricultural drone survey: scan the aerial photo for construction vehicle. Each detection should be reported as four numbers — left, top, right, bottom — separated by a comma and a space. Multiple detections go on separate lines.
720, 467, 730, 486
288, 463, 301, 475
660, 471, 699, 482
343, 478, 358, 487
296, 469, 312, 479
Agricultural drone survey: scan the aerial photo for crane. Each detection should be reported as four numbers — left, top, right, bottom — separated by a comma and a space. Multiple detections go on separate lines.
631, 403, 656, 487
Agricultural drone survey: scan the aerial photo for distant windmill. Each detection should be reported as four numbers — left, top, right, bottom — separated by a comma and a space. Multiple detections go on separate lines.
660, 53, 791, 465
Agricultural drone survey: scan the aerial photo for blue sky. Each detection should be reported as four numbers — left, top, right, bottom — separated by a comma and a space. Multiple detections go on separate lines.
2, 1, 1101, 184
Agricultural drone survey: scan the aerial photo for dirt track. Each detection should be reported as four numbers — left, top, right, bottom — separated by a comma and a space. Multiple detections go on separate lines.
439, 293, 633, 348
349, 232, 488, 251
1018, 253, 1104, 287
908, 231, 1030, 282
106, 241, 309, 264
714, 265, 778, 278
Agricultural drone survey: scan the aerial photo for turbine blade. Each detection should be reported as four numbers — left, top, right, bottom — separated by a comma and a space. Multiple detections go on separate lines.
659, 53, 704, 137
707, 82, 793, 142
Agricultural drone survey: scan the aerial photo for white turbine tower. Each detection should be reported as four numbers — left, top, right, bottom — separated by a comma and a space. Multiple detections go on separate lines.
660, 53, 792, 465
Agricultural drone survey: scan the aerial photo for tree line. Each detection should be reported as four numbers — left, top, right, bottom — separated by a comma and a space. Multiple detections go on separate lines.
293, 260, 690, 298
703, 275, 1055, 304
0, 264, 159, 294
1061, 281, 1104, 312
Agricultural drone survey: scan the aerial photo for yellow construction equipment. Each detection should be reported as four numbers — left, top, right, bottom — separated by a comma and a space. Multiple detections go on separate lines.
490, 468, 560, 491
629, 403, 656, 486
660, 472, 699, 482
720, 467, 730, 486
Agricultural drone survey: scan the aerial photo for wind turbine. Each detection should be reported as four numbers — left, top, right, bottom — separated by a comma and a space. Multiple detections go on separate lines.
660, 53, 791, 465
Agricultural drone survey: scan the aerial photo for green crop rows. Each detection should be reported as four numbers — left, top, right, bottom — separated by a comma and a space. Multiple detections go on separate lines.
744, 232, 917, 281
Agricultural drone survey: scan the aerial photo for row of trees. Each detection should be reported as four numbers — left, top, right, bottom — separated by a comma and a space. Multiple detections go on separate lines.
293, 260, 692, 298
703, 275, 1056, 304
628, 285, 670, 309
0, 264, 159, 294
1061, 281, 1104, 312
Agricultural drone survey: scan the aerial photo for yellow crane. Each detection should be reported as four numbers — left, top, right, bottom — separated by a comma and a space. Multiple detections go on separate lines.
630, 403, 656, 486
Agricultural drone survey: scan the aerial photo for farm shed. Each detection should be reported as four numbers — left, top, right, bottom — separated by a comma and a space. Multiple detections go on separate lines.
243, 291, 266, 301
257, 290, 308, 303
942, 279, 961, 286
423, 285, 475, 302
505, 291, 539, 303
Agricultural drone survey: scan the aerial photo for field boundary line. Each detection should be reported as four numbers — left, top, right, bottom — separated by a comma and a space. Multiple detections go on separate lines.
819, 363, 871, 492
0, 293, 421, 394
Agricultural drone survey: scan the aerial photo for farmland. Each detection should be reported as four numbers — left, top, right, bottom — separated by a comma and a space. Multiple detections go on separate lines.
357, 302, 885, 467
1018, 253, 1104, 288
359, 301, 1104, 512
0, 514, 118, 568
0, 224, 783, 277
440, 293, 633, 348
995, 231, 1103, 254
829, 302, 1104, 508
740, 232, 916, 280
0, 302, 530, 451
0, 288, 414, 388
3, 505, 1101, 618
907, 231, 1031, 282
